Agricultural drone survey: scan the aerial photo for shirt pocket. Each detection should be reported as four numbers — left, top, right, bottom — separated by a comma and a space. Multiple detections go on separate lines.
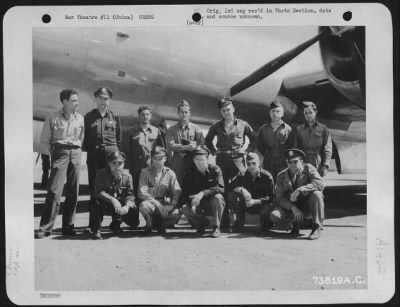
233, 131, 244, 144
52, 119, 67, 139
73, 126, 82, 139
277, 129, 289, 144
105, 121, 116, 131
311, 130, 323, 148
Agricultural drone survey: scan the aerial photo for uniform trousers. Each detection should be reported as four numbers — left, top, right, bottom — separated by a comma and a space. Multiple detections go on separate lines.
181, 194, 225, 229
227, 191, 273, 227
216, 153, 240, 227
92, 199, 138, 233
139, 199, 182, 229
270, 191, 324, 228
86, 145, 118, 228
39, 146, 81, 232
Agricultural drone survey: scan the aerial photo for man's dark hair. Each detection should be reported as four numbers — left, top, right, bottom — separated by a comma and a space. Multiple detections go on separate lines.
137, 105, 152, 115
59, 89, 78, 103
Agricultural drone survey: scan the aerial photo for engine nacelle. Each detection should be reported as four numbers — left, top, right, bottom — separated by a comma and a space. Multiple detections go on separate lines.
319, 26, 365, 109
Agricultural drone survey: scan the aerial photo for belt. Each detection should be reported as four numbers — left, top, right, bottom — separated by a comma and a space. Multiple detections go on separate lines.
54, 143, 80, 149
216, 150, 235, 155
94, 144, 117, 150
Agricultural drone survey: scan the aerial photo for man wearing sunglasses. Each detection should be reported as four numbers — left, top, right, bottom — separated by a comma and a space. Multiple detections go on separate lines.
91, 150, 138, 239
270, 148, 325, 240
228, 152, 274, 233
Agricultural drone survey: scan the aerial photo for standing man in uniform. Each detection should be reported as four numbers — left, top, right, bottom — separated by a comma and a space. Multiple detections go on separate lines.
257, 99, 294, 178
228, 152, 275, 232
165, 100, 205, 186
270, 149, 324, 240
125, 106, 164, 195
37, 89, 84, 238
181, 146, 225, 238
91, 150, 138, 239
294, 101, 332, 177
138, 147, 181, 234
82, 87, 122, 232
205, 97, 255, 230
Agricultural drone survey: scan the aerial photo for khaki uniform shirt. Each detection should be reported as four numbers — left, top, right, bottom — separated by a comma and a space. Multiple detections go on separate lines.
138, 166, 181, 207
40, 109, 84, 155
275, 164, 324, 210
294, 121, 332, 170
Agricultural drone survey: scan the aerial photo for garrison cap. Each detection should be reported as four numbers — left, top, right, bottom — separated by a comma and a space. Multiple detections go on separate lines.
107, 150, 126, 163
177, 100, 190, 110
285, 148, 305, 160
302, 101, 317, 110
151, 146, 167, 158
192, 145, 210, 157
270, 99, 283, 110
217, 96, 233, 109
94, 87, 113, 98
246, 152, 260, 162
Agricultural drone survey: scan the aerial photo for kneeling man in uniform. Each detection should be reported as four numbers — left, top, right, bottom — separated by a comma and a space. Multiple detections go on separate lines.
92, 150, 138, 239
270, 148, 324, 240
181, 146, 225, 238
138, 146, 182, 234
228, 152, 274, 232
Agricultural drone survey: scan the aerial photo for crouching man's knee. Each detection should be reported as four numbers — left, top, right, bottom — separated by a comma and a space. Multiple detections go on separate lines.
210, 193, 225, 210
309, 191, 324, 202
139, 201, 154, 215
269, 208, 284, 225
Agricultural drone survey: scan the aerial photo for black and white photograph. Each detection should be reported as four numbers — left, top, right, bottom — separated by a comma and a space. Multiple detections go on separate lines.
3, 3, 395, 305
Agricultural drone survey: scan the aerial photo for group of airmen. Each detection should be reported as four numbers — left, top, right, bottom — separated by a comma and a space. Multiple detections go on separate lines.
36, 87, 332, 240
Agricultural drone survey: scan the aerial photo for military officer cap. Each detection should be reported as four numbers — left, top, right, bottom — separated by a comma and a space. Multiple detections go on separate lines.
151, 146, 167, 158
246, 152, 260, 162
94, 87, 113, 98
302, 101, 317, 111
107, 150, 126, 163
285, 148, 306, 160
270, 99, 283, 110
217, 96, 233, 109
192, 145, 210, 157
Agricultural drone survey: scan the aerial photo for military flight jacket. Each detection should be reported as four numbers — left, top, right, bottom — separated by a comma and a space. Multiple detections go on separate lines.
275, 164, 324, 210
94, 167, 135, 206
82, 109, 121, 152
230, 168, 274, 205
181, 164, 225, 205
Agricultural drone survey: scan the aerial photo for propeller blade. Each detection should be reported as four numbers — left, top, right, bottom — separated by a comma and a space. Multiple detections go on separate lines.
230, 28, 328, 97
